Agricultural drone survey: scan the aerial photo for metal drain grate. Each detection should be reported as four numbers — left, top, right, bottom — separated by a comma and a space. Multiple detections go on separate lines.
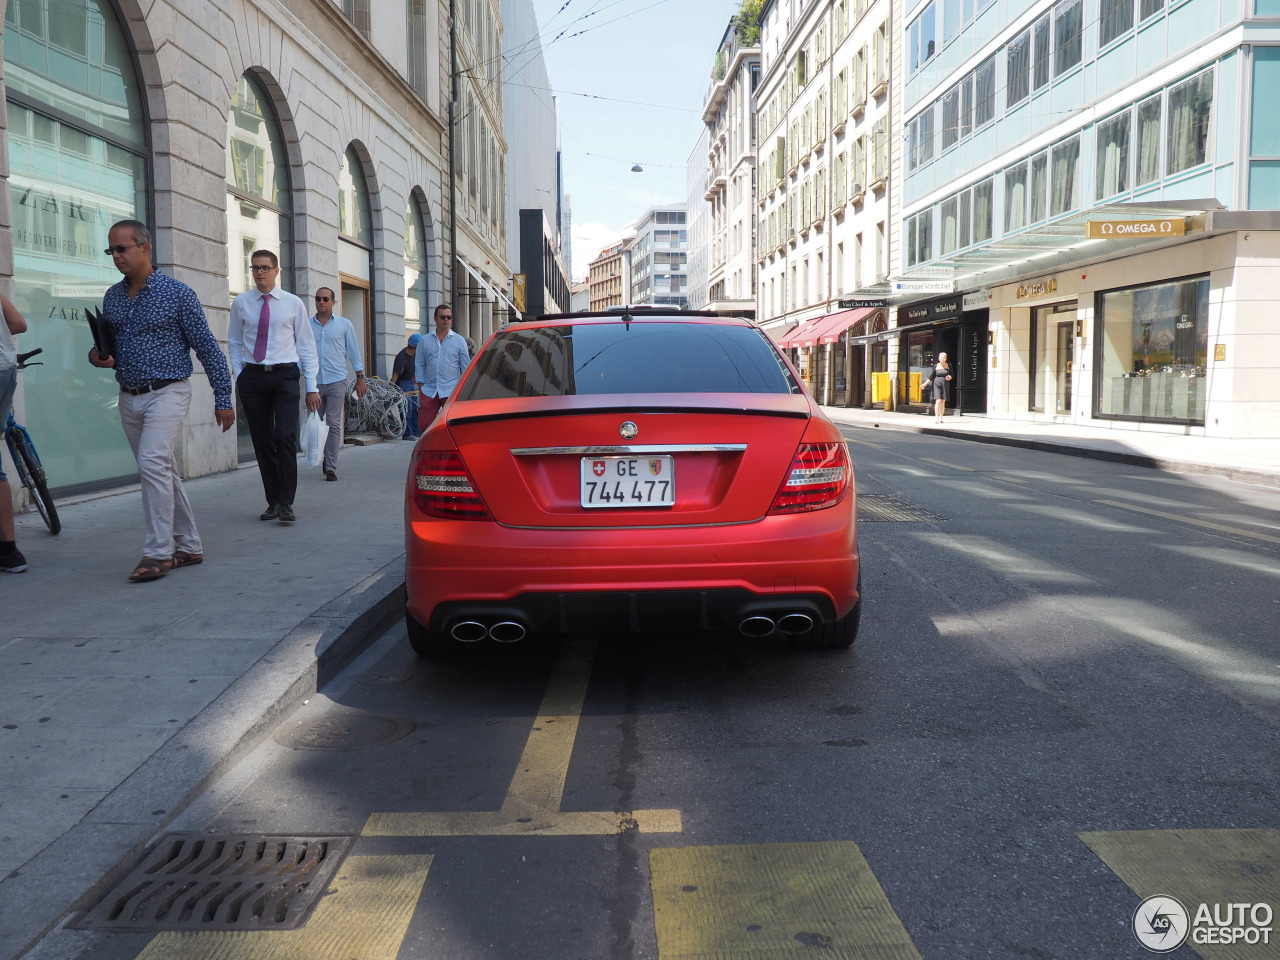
75, 834, 353, 932
857, 495, 944, 522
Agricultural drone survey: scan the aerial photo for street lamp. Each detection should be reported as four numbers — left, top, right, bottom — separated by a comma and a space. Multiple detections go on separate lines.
631, 164, 643, 173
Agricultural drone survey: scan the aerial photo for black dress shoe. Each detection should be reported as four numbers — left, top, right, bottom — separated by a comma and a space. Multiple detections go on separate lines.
324, 469, 337, 481
260, 504, 281, 521
278, 504, 296, 523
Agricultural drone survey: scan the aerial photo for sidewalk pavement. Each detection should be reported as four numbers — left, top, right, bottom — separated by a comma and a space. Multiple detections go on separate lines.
823, 405, 1280, 486
0, 439, 412, 960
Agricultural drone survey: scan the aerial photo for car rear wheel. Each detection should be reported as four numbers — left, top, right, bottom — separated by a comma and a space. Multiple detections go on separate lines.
406, 608, 452, 658
791, 574, 861, 649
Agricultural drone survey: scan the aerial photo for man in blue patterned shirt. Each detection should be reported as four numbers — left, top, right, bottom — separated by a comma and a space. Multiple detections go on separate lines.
89, 220, 235, 583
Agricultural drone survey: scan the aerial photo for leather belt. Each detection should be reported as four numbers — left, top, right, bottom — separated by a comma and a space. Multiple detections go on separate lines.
120, 378, 185, 396
242, 362, 298, 373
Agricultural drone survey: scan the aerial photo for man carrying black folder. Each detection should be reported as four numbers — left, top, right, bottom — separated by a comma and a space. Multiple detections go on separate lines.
89, 220, 235, 582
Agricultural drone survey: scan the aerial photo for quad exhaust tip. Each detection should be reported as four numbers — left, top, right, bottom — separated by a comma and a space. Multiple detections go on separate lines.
488, 621, 527, 643
776, 613, 814, 635
451, 621, 489, 642
739, 616, 776, 638
739, 613, 815, 637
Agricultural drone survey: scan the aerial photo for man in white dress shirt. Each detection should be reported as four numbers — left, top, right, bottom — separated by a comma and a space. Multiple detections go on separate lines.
228, 250, 320, 524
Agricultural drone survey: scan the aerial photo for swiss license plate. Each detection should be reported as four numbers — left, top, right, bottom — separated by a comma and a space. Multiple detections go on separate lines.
581, 456, 675, 508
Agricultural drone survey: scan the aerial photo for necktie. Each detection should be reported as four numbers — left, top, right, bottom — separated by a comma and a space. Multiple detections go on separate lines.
253, 293, 272, 363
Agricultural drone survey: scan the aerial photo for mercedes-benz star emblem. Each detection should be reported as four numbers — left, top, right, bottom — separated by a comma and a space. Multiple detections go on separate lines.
619, 421, 639, 440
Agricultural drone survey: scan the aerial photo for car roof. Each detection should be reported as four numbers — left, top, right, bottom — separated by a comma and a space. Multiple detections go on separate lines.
506, 308, 758, 329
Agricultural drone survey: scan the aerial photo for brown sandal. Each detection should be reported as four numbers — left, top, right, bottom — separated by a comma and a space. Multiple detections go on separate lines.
172, 551, 203, 568
129, 557, 174, 582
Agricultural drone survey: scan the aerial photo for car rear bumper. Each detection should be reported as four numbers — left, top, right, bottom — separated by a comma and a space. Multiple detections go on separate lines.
405, 503, 859, 633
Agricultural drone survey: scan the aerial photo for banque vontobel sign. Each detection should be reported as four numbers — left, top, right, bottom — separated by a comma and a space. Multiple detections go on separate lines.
1085, 218, 1187, 239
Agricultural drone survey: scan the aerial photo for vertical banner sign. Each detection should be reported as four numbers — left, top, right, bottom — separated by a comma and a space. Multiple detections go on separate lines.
513, 274, 527, 313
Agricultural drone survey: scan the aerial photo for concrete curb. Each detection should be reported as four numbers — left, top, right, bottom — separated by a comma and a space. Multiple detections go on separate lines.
836, 419, 1280, 489
1, 560, 406, 960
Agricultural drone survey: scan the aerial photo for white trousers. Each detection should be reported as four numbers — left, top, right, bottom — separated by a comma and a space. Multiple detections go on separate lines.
118, 380, 201, 559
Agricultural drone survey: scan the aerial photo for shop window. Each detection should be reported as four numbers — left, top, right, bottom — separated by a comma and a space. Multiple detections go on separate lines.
226, 73, 293, 298
1166, 70, 1213, 176
339, 147, 373, 245
4, 0, 148, 492
1095, 276, 1208, 423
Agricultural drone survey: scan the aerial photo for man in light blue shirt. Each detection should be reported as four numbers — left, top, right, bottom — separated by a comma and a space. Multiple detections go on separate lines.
309, 287, 367, 481
414, 303, 470, 432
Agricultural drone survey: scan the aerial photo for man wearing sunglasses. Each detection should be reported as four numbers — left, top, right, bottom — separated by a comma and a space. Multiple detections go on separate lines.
414, 304, 470, 433
88, 220, 235, 582
309, 287, 367, 481
228, 250, 320, 524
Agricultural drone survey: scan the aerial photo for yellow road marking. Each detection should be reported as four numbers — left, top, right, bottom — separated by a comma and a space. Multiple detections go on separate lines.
364, 637, 681, 837
1095, 500, 1280, 545
1079, 829, 1280, 960
133, 854, 432, 960
650, 842, 922, 960
918, 457, 974, 472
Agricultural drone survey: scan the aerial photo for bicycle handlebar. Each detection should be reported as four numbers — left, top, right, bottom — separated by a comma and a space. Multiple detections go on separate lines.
16, 348, 43, 368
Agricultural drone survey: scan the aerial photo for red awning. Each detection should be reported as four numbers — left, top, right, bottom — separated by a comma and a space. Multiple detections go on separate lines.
776, 319, 823, 349
817, 307, 876, 344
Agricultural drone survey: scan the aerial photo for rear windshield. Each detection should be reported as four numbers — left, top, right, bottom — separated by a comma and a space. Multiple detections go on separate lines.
457, 322, 800, 400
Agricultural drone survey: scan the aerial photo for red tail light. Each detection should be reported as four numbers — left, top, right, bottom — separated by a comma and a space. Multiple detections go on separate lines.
412, 450, 493, 520
770, 442, 851, 514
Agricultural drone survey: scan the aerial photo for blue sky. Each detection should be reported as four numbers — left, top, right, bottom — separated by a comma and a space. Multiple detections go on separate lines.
529, 0, 741, 280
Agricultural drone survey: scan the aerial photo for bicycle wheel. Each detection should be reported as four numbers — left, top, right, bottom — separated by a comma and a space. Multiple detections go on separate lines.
10, 431, 60, 535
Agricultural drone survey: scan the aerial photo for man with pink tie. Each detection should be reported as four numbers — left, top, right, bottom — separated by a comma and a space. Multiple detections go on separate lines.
228, 250, 320, 524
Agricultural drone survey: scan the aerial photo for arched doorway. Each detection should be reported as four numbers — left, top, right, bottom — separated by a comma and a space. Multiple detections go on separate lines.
337, 145, 375, 373
225, 71, 294, 460
4, 0, 149, 492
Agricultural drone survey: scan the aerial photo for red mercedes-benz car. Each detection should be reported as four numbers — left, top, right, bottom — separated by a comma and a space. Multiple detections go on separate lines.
404, 310, 860, 656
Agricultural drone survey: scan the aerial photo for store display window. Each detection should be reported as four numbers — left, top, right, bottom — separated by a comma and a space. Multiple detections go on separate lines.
1095, 275, 1208, 422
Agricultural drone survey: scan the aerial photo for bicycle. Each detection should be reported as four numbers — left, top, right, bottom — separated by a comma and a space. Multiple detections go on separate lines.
4, 348, 60, 535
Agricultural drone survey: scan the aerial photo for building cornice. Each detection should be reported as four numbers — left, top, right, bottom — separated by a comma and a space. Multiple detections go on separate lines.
703, 47, 762, 124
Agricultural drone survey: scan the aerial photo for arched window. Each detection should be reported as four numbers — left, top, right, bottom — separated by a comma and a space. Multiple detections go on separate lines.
225, 73, 292, 298
404, 193, 432, 338
337, 145, 375, 369
4, 0, 149, 491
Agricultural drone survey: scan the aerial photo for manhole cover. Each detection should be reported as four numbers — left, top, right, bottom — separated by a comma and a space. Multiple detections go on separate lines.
274, 712, 415, 750
358, 670, 412, 685
74, 834, 352, 932
857, 495, 944, 522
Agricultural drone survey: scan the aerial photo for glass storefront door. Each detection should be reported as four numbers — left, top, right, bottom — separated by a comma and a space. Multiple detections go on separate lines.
1056, 320, 1074, 414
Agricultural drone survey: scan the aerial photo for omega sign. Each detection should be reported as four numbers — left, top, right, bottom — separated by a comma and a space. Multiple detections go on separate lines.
1085, 218, 1187, 239
1015, 279, 1057, 300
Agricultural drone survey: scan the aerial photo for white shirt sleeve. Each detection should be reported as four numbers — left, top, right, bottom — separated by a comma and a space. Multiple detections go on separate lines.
294, 297, 319, 392
227, 294, 246, 380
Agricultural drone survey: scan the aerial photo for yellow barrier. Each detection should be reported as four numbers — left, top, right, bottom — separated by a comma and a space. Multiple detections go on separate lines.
871, 372, 891, 403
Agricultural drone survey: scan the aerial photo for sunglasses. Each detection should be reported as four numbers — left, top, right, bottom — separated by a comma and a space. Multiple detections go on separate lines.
315, 296, 333, 302
438, 314, 453, 320
104, 243, 145, 255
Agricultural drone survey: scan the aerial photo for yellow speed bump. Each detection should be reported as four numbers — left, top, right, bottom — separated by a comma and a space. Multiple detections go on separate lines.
650, 842, 922, 960
1080, 829, 1280, 960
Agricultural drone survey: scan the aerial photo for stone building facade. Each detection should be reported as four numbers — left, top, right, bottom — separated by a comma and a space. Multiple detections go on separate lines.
0, 0, 484, 497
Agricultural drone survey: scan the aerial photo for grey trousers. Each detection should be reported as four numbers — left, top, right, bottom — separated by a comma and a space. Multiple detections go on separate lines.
317, 380, 347, 473
118, 380, 201, 560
